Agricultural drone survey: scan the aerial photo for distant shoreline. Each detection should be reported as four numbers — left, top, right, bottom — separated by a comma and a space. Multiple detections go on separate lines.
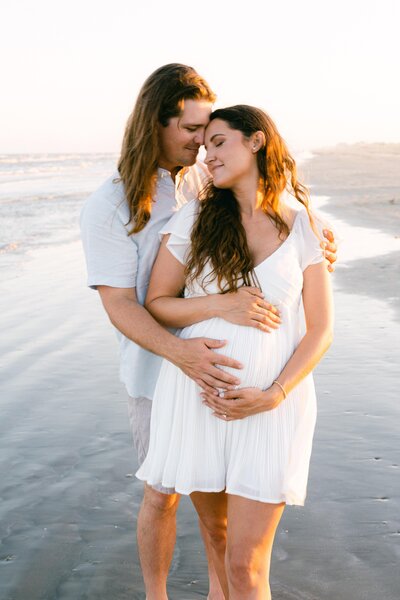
1, 141, 399, 155
303, 144, 400, 322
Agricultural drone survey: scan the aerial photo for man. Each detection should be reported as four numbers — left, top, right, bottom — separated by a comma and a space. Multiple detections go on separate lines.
80, 63, 337, 599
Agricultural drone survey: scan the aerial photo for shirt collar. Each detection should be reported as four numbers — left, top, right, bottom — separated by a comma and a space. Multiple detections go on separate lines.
157, 166, 189, 187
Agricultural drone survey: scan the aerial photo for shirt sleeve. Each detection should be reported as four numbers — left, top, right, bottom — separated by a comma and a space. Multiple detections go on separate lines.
297, 208, 325, 271
158, 200, 199, 265
80, 193, 138, 289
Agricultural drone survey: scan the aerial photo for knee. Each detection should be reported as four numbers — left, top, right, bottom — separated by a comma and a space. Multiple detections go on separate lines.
226, 546, 265, 592
201, 518, 227, 552
143, 485, 180, 516
208, 524, 227, 552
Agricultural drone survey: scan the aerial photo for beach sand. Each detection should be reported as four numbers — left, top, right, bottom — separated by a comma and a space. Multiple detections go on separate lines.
1, 146, 399, 599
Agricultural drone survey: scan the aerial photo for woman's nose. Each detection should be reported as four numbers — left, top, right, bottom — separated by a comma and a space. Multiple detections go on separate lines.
204, 150, 213, 164
204, 146, 216, 164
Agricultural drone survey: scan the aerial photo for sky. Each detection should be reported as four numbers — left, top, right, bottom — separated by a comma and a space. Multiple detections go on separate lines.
1, 0, 399, 153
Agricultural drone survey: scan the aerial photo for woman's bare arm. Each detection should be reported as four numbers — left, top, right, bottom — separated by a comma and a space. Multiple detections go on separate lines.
145, 235, 281, 332
271, 259, 334, 395
201, 260, 334, 418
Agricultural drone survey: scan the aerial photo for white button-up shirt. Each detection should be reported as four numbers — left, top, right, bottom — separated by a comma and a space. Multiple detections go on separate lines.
80, 163, 209, 399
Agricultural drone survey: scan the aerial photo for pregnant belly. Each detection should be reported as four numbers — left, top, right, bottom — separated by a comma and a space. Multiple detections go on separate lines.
179, 317, 294, 389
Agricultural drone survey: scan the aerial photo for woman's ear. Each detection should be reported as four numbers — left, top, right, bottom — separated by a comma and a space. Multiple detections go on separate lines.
251, 130, 266, 153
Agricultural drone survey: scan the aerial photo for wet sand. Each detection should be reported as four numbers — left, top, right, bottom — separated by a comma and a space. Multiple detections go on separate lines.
1, 146, 400, 598
0, 242, 208, 599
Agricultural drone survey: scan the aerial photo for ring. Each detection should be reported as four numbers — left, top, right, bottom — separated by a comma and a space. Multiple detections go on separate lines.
223, 412, 228, 419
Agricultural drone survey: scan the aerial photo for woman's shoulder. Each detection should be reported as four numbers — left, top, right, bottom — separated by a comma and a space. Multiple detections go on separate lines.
160, 199, 200, 239
177, 198, 201, 218
285, 204, 324, 270
279, 191, 314, 228
171, 198, 200, 229
279, 195, 305, 230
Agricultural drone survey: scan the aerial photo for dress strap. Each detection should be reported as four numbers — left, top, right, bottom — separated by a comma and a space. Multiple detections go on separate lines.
249, 269, 263, 292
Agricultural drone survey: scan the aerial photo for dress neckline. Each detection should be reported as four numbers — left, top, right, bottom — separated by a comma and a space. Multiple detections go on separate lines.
253, 210, 302, 270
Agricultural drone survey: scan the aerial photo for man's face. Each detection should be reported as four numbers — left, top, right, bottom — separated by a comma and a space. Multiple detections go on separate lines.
158, 99, 212, 171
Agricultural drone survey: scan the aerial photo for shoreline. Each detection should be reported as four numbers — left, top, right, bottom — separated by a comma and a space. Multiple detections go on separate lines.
302, 143, 400, 231
303, 144, 400, 322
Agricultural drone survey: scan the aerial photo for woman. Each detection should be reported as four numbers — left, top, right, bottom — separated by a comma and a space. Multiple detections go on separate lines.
137, 105, 334, 598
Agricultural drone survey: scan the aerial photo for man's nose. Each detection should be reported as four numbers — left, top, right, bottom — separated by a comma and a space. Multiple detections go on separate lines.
193, 130, 205, 146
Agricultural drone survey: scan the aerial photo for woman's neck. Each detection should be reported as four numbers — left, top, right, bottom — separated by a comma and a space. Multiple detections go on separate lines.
232, 178, 265, 218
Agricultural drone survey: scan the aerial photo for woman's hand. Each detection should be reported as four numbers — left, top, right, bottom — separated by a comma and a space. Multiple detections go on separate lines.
201, 384, 285, 420
213, 287, 281, 333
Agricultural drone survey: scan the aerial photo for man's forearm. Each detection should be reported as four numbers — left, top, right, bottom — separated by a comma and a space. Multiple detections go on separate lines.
103, 295, 184, 363
101, 293, 242, 390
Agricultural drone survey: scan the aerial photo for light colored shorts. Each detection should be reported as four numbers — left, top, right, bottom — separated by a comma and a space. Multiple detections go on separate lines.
127, 395, 175, 495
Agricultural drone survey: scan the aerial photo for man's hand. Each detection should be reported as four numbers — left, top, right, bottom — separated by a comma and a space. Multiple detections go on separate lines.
200, 384, 284, 420
322, 229, 337, 273
214, 287, 281, 332
174, 337, 243, 394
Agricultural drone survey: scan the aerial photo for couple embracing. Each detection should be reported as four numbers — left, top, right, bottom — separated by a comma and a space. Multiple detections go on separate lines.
81, 63, 336, 599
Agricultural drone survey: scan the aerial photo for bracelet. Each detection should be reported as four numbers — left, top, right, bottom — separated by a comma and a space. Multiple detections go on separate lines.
272, 379, 287, 399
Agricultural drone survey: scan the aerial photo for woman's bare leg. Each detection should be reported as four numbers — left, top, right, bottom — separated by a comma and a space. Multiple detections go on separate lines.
190, 491, 229, 599
226, 494, 285, 600
198, 518, 226, 600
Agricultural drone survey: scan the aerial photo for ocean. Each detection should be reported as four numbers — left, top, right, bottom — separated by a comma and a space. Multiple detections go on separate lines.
2, 151, 399, 273
0, 153, 117, 270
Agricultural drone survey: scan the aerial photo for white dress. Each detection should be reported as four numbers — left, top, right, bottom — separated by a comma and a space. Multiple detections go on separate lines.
136, 199, 325, 505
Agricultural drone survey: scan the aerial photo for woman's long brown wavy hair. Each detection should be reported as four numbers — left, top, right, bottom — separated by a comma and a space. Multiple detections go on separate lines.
117, 64, 216, 234
185, 105, 314, 293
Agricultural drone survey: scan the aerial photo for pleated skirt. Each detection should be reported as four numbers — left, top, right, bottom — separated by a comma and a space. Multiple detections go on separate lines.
136, 314, 317, 505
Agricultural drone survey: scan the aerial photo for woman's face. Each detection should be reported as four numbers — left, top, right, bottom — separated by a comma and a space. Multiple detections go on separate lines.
204, 119, 257, 189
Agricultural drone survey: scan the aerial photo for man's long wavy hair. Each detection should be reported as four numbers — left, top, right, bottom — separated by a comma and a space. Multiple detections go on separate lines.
117, 64, 216, 234
185, 105, 314, 293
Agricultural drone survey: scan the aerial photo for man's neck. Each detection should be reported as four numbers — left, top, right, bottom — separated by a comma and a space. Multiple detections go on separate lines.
157, 163, 185, 183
